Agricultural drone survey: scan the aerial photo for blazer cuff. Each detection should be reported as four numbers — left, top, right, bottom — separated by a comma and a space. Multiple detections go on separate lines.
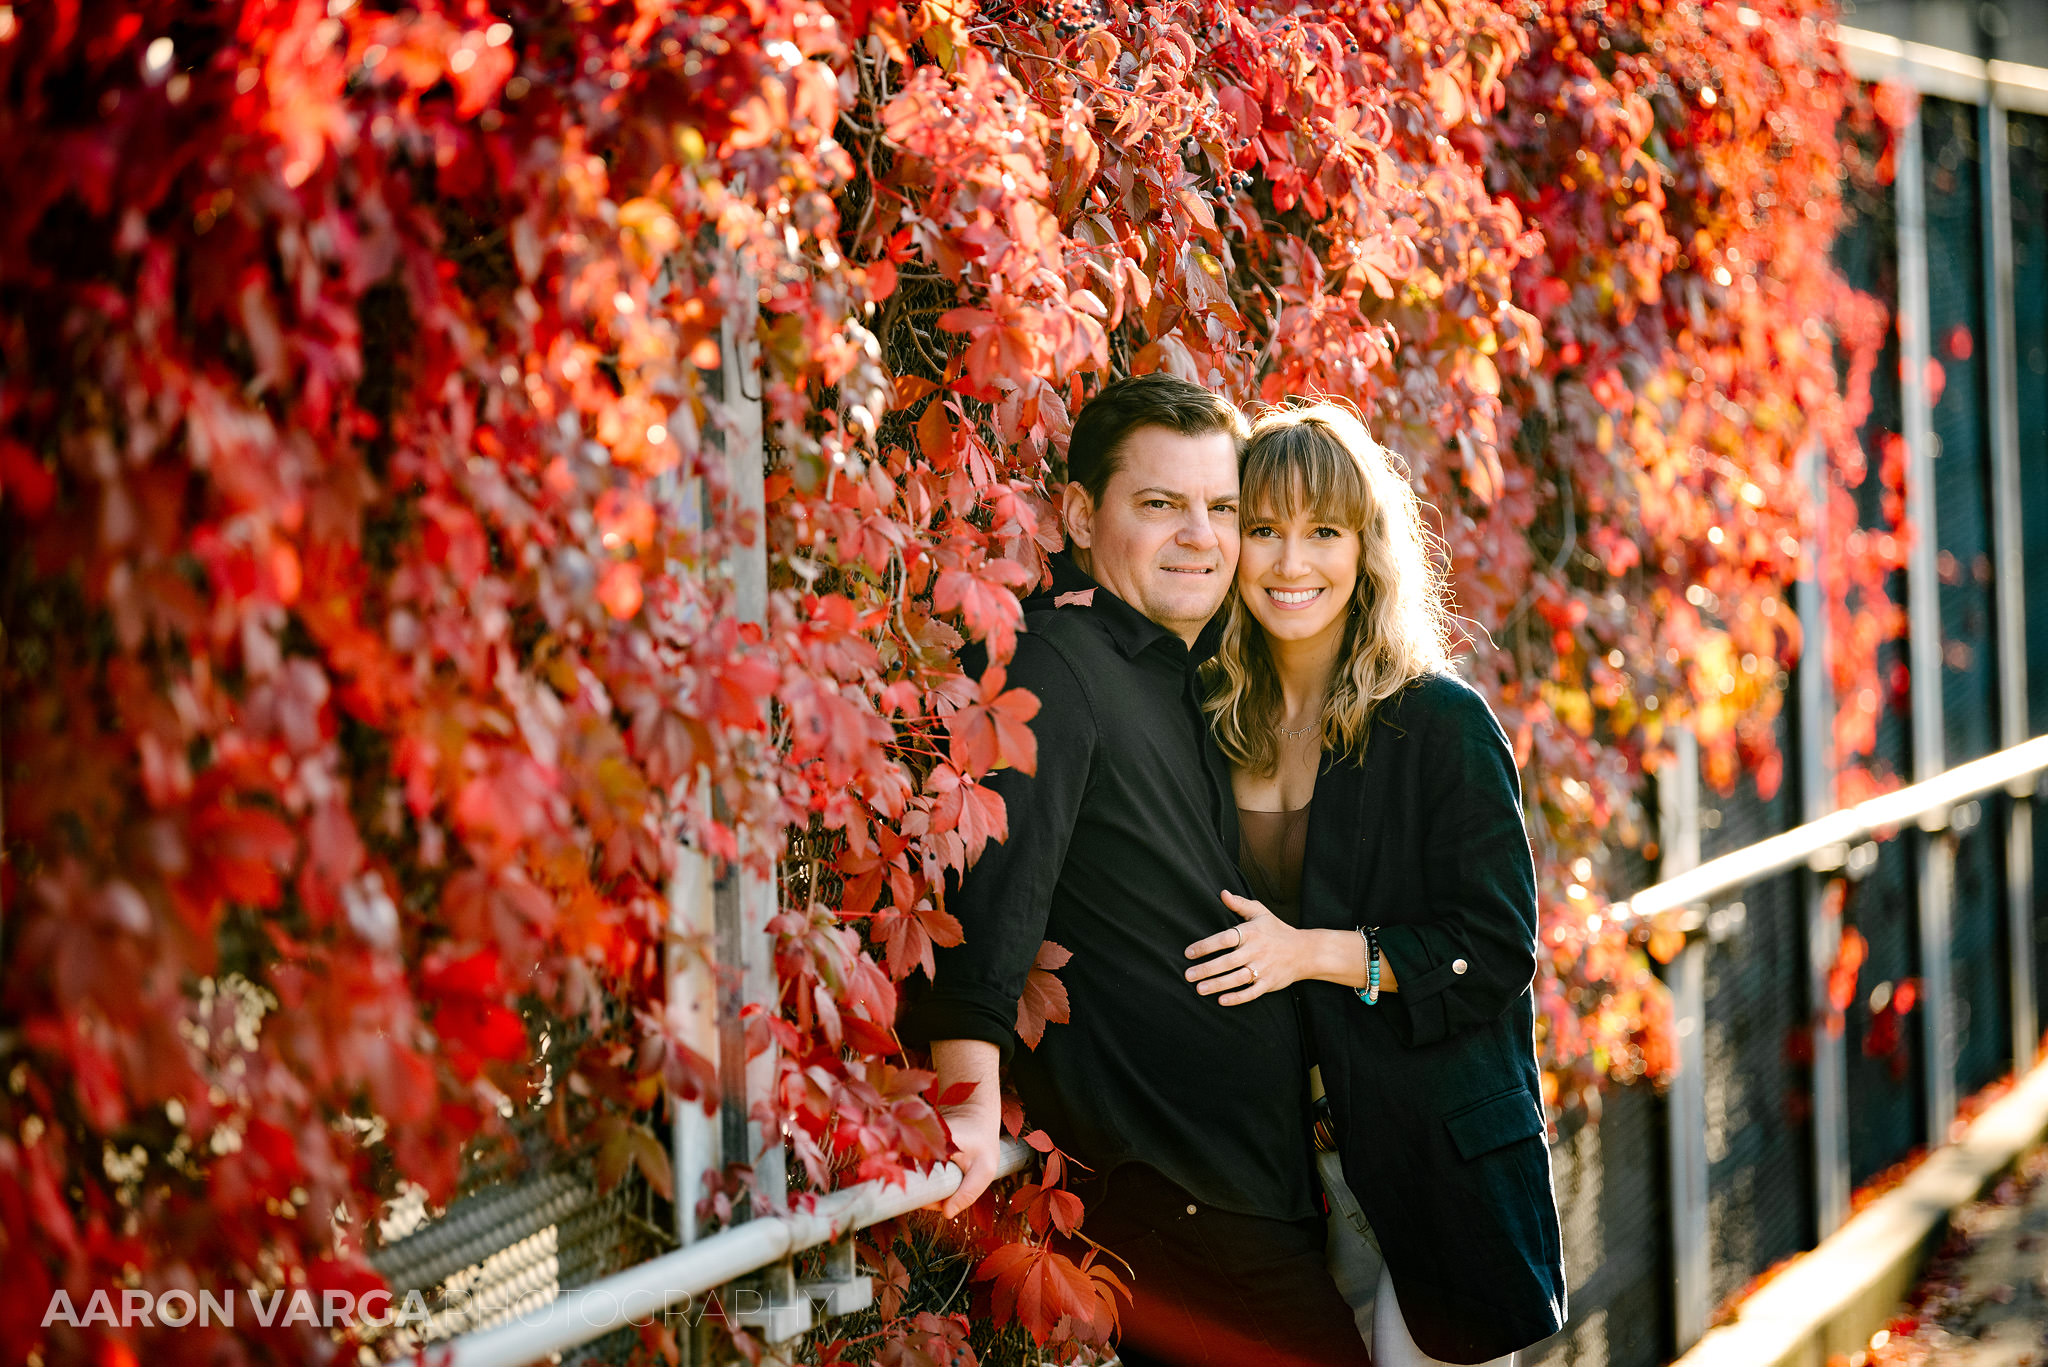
900, 992, 1020, 1065
1378, 925, 1469, 1000
1378, 926, 1456, 1046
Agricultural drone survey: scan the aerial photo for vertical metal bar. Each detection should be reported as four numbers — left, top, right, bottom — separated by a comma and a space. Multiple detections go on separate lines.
665, 348, 721, 1256
1919, 831, 1959, 1139
2011, 800, 2038, 1072
1899, 99, 1942, 788
669, 851, 719, 1246
1986, 103, 2027, 753
1898, 97, 1960, 1139
1796, 442, 1838, 853
713, 274, 787, 1220
1663, 728, 1712, 1353
1796, 445, 1850, 1236
721, 287, 770, 632
1984, 99, 2040, 1071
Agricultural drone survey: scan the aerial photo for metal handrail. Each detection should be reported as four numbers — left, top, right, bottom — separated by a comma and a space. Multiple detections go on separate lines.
441, 1139, 1034, 1367
1615, 734, 2048, 922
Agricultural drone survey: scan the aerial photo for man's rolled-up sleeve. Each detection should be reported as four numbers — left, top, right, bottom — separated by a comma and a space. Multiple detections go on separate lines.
901, 634, 1096, 1065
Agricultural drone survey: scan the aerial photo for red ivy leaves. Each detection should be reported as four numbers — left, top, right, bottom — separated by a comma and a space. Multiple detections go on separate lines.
593, 1113, 676, 1201
417, 950, 529, 1082
0, 1, 1895, 1365
946, 665, 1043, 778
1014, 941, 1074, 1051
1010, 1179, 1086, 1240
973, 1241, 1126, 1349
871, 1311, 977, 1367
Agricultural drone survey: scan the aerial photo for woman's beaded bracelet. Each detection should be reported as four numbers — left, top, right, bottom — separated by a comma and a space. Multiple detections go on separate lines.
1355, 926, 1381, 1006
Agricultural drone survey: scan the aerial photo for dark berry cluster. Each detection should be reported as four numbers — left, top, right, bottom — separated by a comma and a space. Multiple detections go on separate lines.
1183, 133, 1259, 201
1052, 0, 1109, 38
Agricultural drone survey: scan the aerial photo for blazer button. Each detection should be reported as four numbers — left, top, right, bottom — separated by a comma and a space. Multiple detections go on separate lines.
1452, 958, 1469, 975
1185, 1204, 1198, 1215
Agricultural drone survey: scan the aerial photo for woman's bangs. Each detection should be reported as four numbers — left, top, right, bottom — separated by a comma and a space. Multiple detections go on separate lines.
1241, 423, 1371, 528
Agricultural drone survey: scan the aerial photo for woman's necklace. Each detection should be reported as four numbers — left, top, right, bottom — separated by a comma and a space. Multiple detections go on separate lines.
1277, 712, 1321, 741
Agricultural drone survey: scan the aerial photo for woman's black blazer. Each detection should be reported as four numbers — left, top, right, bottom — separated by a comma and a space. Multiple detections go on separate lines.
1297, 671, 1566, 1363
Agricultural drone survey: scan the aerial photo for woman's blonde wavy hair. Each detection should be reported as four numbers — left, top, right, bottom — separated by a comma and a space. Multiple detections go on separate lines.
1205, 402, 1455, 774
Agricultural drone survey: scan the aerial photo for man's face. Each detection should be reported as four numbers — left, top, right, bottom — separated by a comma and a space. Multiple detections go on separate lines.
1063, 425, 1241, 643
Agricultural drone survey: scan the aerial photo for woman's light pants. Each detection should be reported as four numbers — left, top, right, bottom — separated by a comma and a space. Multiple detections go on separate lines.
1317, 1147, 1521, 1367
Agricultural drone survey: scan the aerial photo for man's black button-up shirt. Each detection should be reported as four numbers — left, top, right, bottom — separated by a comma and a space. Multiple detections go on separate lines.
906, 558, 1318, 1221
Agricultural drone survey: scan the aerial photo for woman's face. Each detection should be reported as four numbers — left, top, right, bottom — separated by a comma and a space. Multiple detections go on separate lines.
1237, 502, 1362, 648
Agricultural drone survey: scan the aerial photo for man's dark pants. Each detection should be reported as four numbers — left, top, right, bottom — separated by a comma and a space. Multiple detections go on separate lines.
1059, 1164, 1374, 1367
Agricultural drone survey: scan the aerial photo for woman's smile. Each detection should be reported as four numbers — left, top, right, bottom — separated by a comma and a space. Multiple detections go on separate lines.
1266, 586, 1327, 608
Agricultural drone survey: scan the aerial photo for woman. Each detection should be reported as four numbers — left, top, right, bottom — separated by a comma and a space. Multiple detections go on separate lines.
1182, 403, 1566, 1366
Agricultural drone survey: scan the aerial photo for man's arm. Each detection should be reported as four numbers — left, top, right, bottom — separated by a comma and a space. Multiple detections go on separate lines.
905, 631, 1096, 1215
933, 1038, 1003, 1218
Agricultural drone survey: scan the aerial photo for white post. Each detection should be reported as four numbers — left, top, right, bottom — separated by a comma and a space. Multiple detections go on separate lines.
710, 275, 809, 1344
663, 338, 724, 1256
1983, 99, 2039, 1074
668, 850, 720, 1246
1664, 728, 1712, 1352
1897, 98, 1960, 1141
1796, 444, 1850, 1237
714, 276, 786, 1216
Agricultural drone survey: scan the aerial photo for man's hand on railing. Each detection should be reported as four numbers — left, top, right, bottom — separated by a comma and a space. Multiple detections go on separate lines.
931, 1037, 1004, 1218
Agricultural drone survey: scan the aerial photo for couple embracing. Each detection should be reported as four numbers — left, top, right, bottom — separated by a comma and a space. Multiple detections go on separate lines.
905, 375, 1565, 1367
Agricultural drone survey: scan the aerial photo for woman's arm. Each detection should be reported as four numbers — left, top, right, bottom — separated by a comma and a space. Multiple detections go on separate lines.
1183, 890, 1401, 1004
1372, 681, 1539, 1047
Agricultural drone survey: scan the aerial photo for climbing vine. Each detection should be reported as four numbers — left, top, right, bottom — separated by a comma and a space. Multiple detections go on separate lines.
0, 0, 1888, 1362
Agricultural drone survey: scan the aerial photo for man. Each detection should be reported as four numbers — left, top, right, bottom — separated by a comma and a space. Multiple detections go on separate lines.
905, 374, 1371, 1366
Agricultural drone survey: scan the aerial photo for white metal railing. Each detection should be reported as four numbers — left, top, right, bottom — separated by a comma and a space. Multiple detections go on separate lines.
1649, 733, 2048, 1351
1836, 26, 2048, 113
440, 1139, 1034, 1367
1615, 733, 2048, 923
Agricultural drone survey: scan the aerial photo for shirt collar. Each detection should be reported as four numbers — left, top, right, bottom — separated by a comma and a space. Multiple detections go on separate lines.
1035, 552, 1226, 665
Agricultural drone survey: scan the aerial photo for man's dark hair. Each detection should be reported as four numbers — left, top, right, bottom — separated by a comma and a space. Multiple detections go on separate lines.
1064, 373, 1248, 506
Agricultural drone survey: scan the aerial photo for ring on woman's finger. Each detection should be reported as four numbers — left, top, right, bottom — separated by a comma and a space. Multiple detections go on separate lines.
1248, 964, 1259, 983
1232, 926, 1244, 949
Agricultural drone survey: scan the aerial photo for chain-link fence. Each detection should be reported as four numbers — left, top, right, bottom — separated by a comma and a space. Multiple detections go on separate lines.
1696, 727, 1816, 1314
1835, 97, 1934, 1190
1922, 97, 2018, 1101
364, 1011, 672, 1363
1528, 1083, 1672, 1367
1924, 98, 2001, 768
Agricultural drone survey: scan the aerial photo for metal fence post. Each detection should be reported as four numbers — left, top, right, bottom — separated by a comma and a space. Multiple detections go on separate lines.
1663, 727, 1712, 1352
669, 850, 720, 1247
1796, 445, 1851, 1236
712, 276, 810, 1344
1983, 98, 2040, 1074
713, 278, 787, 1215
1897, 96, 1961, 1142
663, 358, 722, 1255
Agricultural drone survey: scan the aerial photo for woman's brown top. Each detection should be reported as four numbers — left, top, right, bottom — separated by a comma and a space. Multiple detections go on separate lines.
1237, 802, 1311, 925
